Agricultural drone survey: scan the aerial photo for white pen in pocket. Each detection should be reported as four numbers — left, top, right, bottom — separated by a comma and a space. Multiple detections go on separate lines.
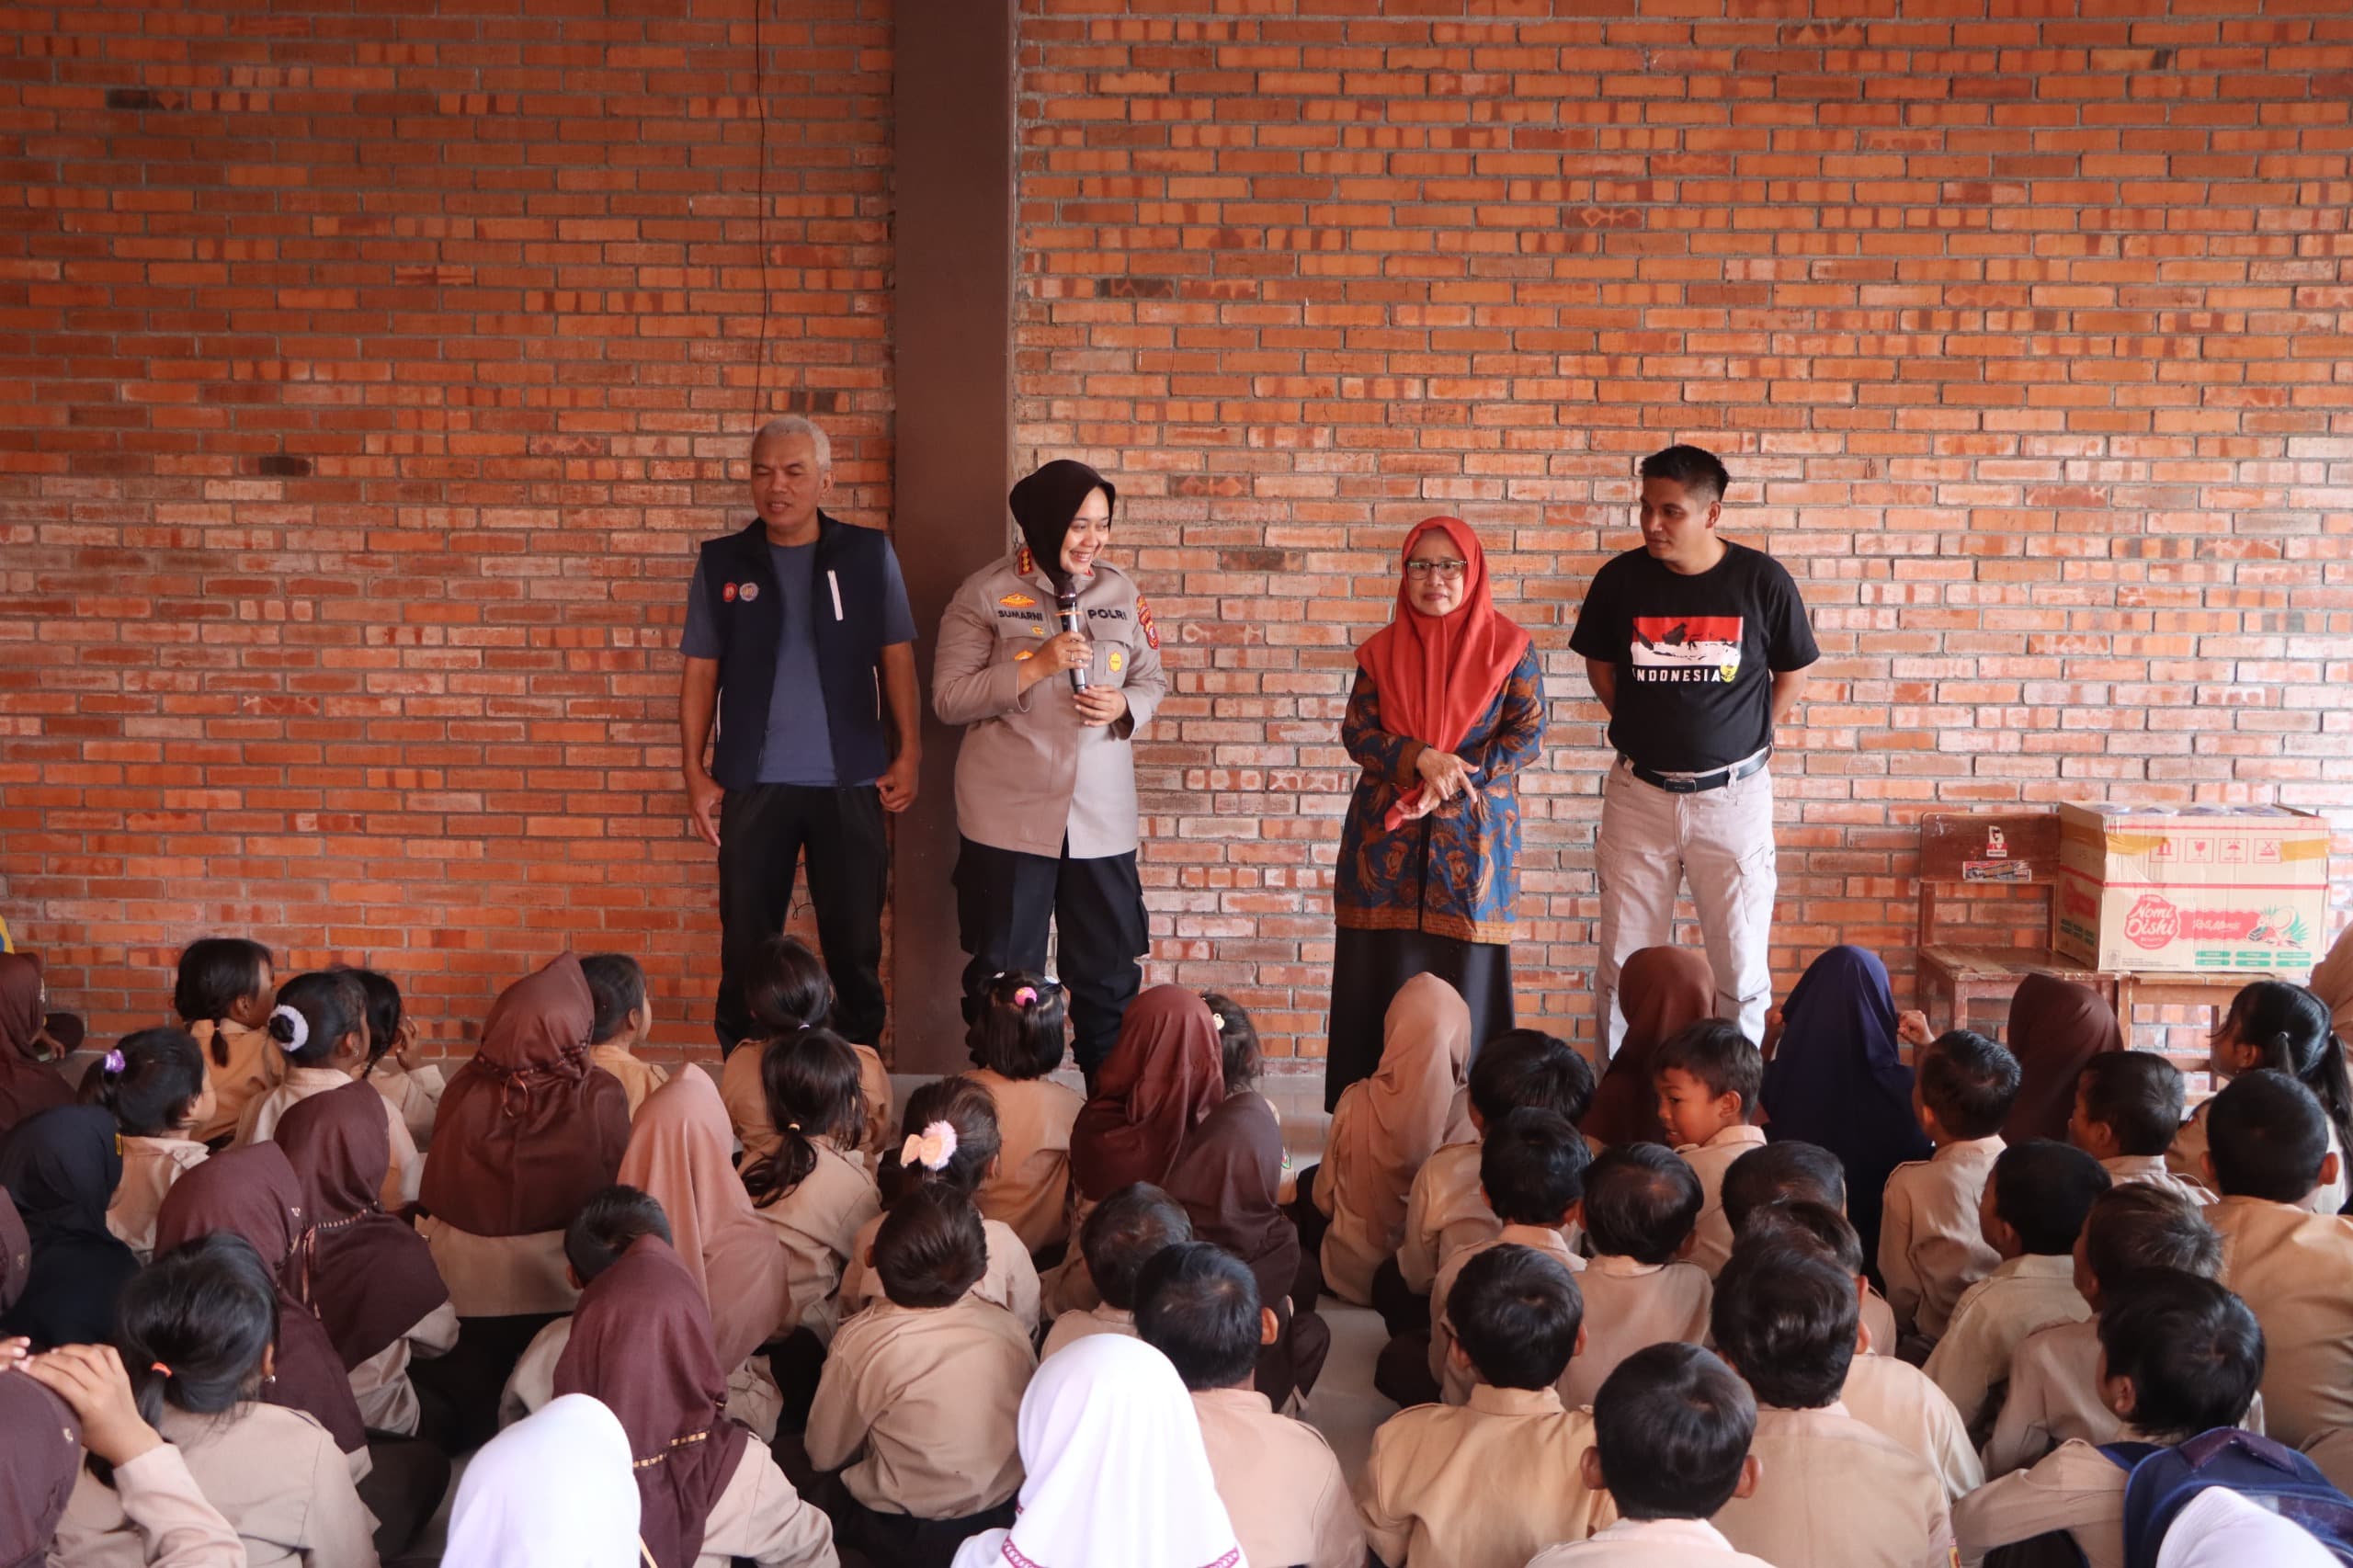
827, 569, 844, 620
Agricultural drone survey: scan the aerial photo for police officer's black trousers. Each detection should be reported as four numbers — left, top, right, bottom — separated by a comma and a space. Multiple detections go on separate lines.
714, 783, 889, 1052
953, 835, 1146, 1079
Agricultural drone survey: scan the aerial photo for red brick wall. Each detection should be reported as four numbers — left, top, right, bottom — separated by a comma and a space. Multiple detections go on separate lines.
0, 0, 892, 1054
1015, 3, 2353, 1061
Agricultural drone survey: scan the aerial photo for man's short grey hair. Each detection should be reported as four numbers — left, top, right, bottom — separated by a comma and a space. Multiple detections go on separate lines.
750, 415, 833, 470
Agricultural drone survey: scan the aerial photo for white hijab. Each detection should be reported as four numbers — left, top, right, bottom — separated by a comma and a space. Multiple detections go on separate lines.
950, 1334, 1246, 1568
444, 1393, 644, 1568
2155, 1488, 2336, 1568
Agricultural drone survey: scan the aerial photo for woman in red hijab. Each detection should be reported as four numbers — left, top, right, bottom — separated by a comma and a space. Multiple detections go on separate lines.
1326, 517, 1547, 1107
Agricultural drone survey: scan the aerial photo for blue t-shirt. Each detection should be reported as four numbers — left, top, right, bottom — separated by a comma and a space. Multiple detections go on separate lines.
681, 538, 916, 787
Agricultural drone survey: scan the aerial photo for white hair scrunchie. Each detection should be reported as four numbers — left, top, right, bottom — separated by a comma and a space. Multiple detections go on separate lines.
270, 1003, 310, 1054
901, 1119, 959, 1173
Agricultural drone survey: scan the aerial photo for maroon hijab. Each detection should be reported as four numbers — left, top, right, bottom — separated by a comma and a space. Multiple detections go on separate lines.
153, 1143, 369, 1455
552, 1234, 750, 1568
1164, 1089, 1299, 1314
422, 954, 631, 1236
0, 1372, 82, 1568
0, 954, 72, 1136
0, 1188, 26, 1313
277, 1079, 450, 1367
1071, 986, 1226, 1201
1582, 948, 1718, 1147
2003, 973, 2126, 1144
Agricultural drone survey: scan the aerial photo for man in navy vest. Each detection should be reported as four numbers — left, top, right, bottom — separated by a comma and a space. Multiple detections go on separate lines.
680, 416, 921, 1054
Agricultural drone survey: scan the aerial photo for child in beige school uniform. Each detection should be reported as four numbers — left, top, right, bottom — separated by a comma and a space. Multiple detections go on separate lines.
1654, 1020, 1768, 1276
2070, 1050, 2212, 1203
1720, 1140, 1900, 1354
1039, 1181, 1188, 1359
1879, 1028, 2020, 1348
741, 1028, 883, 1345
2168, 980, 2352, 1216
578, 952, 671, 1119
235, 972, 420, 1211
341, 967, 445, 1150
1560, 1142, 1711, 1412
722, 937, 892, 1170
97, 1028, 213, 1262
172, 937, 279, 1146
961, 971, 1085, 1256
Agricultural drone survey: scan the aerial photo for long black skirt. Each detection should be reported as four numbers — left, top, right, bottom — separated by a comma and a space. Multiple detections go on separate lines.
1323, 924, 1514, 1111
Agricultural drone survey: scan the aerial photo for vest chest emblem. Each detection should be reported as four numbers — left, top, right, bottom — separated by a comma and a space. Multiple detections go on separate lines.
738, 582, 759, 603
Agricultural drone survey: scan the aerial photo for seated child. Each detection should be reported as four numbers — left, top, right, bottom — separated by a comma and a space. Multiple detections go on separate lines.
1358, 1244, 1606, 1568
1924, 1138, 2109, 1433
1953, 1267, 2266, 1568
2070, 1050, 2211, 1203
1420, 1108, 1589, 1407
1527, 1343, 1774, 1568
1137, 1242, 1365, 1568
50, 1232, 380, 1568
1560, 1142, 1711, 1411
1040, 1181, 1190, 1358
341, 966, 443, 1149
497, 1184, 672, 1429
1705, 1238, 1956, 1568
172, 937, 278, 1143
237, 971, 421, 1209
2170, 980, 2350, 1215
2197, 1068, 2353, 1455
1721, 1139, 1898, 1354
95, 1028, 212, 1261
1984, 1182, 2234, 1476
837, 1076, 1042, 1331
1653, 1019, 1768, 1275
723, 937, 892, 1165
741, 1028, 883, 1343
805, 1185, 1033, 1568
1880, 1028, 2021, 1345
577, 952, 670, 1119
961, 972, 1083, 1255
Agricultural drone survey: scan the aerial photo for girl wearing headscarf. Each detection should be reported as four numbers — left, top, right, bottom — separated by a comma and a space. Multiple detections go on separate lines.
2001, 972, 2125, 1144
0, 951, 74, 1136
1070, 985, 1225, 1205
274, 1080, 457, 1441
442, 1393, 642, 1568
1578, 946, 1717, 1147
1756, 945, 1933, 1265
0, 1106, 139, 1351
551, 1233, 837, 1568
1305, 971, 1474, 1305
947, 1332, 1245, 1568
1327, 517, 1545, 1108
933, 459, 1170, 1079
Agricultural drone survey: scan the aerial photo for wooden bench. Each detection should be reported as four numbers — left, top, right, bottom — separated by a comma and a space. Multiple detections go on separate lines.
1917, 811, 2126, 1035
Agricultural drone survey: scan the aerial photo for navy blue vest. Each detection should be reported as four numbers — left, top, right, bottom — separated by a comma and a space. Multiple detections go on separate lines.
698, 513, 894, 790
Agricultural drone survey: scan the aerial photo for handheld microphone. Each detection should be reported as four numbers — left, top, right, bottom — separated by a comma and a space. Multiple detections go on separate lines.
1056, 586, 1091, 694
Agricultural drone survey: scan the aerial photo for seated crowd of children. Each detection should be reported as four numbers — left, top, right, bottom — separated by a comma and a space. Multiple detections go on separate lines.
4, 928, 2353, 1568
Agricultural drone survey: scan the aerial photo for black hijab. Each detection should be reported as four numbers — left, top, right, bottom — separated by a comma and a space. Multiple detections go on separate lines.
1008, 460, 1115, 592
0, 1106, 138, 1350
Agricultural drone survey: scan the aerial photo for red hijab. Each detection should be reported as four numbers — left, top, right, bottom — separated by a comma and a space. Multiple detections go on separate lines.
421, 953, 632, 1236
276, 1079, 451, 1368
1071, 986, 1226, 1201
1355, 517, 1531, 828
0, 954, 72, 1136
2003, 973, 2126, 1143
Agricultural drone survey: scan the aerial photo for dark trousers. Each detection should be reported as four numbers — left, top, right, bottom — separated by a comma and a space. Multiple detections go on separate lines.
358, 1435, 450, 1560
716, 784, 889, 1051
953, 835, 1145, 1077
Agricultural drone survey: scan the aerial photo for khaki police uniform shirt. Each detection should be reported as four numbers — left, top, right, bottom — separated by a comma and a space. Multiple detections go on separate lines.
1923, 1253, 2092, 1434
1528, 1517, 1779, 1568
933, 548, 1168, 860
1677, 1124, 1768, 1277
1191, 1387, 1367, 1568
1709, 1402, 1957, 1568
1397, 1139, 1495, 1295
1431, 1221, 1585, 1405
2205, 1193, 2353, 1447
1560, 1254, 1714, 1412
1880, 1134, 2006, 1342
1841, 1348, 1985, 1504
1357, 1384, 1607, 1568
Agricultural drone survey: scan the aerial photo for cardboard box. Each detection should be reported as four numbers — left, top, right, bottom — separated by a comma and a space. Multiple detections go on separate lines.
2052, 803, 2331, 973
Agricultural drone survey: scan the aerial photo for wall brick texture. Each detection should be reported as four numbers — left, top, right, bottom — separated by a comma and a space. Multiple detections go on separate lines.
6, 0, 2350, 1067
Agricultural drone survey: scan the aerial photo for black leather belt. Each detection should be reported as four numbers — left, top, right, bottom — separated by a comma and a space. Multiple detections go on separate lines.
1624, 748, 1771, 795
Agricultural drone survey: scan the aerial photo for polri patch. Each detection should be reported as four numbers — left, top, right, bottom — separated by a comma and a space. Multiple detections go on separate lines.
1136, 595, 1159, 649
999, 592, 1036, 608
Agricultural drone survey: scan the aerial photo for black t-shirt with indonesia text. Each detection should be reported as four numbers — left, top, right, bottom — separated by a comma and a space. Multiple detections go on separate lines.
1569, 540, 1820, 773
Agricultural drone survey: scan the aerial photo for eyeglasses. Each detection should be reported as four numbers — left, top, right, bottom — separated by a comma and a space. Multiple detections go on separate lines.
1404, 559, 1468, 581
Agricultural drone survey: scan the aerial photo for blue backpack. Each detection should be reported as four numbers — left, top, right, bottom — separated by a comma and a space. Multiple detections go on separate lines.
2099, 1429, 2353, 1568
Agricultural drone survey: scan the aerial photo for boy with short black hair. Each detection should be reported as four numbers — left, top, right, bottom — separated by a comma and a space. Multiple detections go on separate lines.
1528, 1344, 1773, 1568
502, 1186, 676, 1427
577, 951, 670, 1119
1653, 1020, 1768, 1275
1040, 1181, 1190, 1358
2071, 1051, 2210, 1203
1880, 1028, 2021, 1345
1425, 1108, 1589, 1404
1924, 1139, 2109, 1432
1954, 1268, 2266, 1568
1561, 1143, 1712, 1410
1722, 1140, 1899, 1355
1358, 1244, 1606, 1568
1704, 1240, 1956, 1568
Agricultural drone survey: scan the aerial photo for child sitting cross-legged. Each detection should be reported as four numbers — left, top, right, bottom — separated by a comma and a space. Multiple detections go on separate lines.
1039, 1180, 1189, 1359
1881, 1028, 2022, 1349
1559, 1142, 1711, 1411
1721, 1139, 1900, 1355
1653, 1020, 1768, 1276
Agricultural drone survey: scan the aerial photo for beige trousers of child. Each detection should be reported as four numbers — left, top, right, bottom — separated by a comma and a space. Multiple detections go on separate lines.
1595, 756, 1779, 1057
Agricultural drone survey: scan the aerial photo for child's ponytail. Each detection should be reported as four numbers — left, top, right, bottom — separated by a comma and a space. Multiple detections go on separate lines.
741, 1028, 864, 1209
963, 970, 1067, 1080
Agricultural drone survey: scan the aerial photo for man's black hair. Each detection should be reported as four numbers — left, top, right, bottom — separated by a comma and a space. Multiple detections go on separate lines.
1640, 444, 1733, 504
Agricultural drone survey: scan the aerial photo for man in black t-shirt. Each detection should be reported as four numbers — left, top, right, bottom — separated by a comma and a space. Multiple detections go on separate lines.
1569, 445, 1818, 1059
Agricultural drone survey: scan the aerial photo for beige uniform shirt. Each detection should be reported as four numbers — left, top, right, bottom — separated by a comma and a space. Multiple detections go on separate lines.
1983, 1315, 2110, 1475
1841, 1348, 1986, 1503
1040, 1302, 1135, 1361
1952, 1436, 2136, 1568
2099, 1153, 2214, 1206
421, 1219, 578, 1318
188, 1018, 281, 1145
1357, 1384, 1607, 1568
1397, 1139, 1495, 1295
838, 1212, 1041, 1332
1677, 1124, 1768, 1277
107, 1136, 209, 1262
1863, 1284, 1899, 1357
240, 1065, 421, 1211
1432, 1221, 1585, 1404
2206, 1194, 2353, 1447
1711, 1402, 1956, 1568
1560, 1254, 1713, 1412
42, 1442, 245, 1568
1528, 1517, 1779, 1568
2171, 1099, 2348, 1215
804, 1295, 1033, 1518
697, 1441, 839, 1568
933, 549, 1167, 859
722, 1040, 892, 1169
1192, 1386, 1365, 1568
967, 1069, 1084, 1254
587, 1045, 668, 1120
1923, 1253, 2092, 1433
349, 1299, 460, 1437
747, 1138, 881, 1343
369, 1061, 445, 1147
1880, 1134, 2005, 1341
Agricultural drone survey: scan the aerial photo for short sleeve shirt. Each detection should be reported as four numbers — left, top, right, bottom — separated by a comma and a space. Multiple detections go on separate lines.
1569, 540, 1818, 773
682, 536, 916, 786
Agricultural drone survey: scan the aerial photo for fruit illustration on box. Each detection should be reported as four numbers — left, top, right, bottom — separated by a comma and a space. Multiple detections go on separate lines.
2245, 907, 2310, 949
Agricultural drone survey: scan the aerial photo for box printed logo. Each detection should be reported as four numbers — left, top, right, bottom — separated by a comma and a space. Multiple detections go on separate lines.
1631, 616, 1742, 684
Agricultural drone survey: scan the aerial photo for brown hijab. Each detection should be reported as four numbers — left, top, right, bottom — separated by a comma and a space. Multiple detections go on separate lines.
2003, 973, 2126, 1144
552, 1234, 750, 1568
276, 1079, 451, 1368
0, 953, 72, 1136
1582, 948, 1718, 1146
0, 1372, 82, 1568
1071, 986, 1225, 1201
421, 953, 632, 1236
153, 1142, 369, 1455
1164, 1089, 1299, 1314
618, 1069, 790, 1370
